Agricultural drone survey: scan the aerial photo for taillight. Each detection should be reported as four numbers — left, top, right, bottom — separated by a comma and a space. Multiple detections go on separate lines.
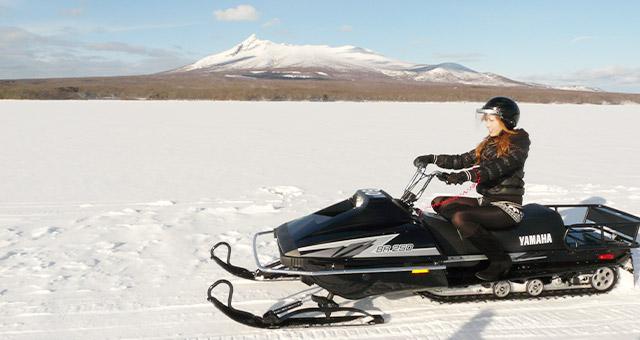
598, 254, 614, 260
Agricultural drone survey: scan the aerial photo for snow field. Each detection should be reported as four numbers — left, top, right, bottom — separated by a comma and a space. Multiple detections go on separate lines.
0, 101, 639, 339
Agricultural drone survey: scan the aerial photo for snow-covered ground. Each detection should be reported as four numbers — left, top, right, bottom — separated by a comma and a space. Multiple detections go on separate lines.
0, 101, 639, 339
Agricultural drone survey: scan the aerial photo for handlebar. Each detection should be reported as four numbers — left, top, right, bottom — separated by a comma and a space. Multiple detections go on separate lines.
400, 165, 444, 206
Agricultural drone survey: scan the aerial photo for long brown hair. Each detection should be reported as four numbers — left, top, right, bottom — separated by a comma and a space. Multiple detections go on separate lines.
475, 118, 516, 164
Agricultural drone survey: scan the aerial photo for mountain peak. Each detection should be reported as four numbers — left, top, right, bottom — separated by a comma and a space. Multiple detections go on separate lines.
229, 34, 266, 57
173, 36, 538, 89
242, 33, 258, 44
237, 34, 263, 49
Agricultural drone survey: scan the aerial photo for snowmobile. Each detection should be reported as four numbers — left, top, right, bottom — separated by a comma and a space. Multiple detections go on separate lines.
207, 166, 640, 328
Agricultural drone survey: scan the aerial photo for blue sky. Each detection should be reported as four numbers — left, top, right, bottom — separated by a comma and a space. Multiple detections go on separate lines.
1, 0, 639, 93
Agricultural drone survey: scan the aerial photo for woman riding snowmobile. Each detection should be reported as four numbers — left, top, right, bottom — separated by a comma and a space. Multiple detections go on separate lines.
414, 96, 531, 282
209, 96, 640, 328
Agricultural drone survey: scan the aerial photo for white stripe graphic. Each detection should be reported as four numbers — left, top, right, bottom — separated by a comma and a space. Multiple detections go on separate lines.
298, 234, 399, 252
298, 234, 441, 258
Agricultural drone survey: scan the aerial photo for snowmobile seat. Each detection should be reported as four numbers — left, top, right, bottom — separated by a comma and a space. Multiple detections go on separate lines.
486, 203, 566, 252
456, 203, 566, 254
424, 203, 566, 255
513, 203, 565, 231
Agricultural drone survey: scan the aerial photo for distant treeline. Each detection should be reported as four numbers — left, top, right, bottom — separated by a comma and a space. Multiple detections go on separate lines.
1, 74, 639, 104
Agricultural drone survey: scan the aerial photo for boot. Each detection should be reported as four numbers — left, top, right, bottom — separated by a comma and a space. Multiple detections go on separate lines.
465, 227, 512, 281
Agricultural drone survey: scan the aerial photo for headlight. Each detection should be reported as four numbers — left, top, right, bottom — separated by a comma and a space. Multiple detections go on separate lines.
354, 194, 365, 208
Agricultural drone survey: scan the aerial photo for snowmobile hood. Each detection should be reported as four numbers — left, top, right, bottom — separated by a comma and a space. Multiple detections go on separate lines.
276, 189, 414, 257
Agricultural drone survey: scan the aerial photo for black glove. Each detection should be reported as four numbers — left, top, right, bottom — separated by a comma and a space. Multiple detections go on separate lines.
413, 154, 435, 167
437, 171, 470, 185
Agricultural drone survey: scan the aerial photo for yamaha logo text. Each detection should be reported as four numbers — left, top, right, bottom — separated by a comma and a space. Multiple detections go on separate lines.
519, 233, 553, 246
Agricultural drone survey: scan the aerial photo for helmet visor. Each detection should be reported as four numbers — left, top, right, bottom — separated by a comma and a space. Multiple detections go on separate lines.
475, 108, 501, 124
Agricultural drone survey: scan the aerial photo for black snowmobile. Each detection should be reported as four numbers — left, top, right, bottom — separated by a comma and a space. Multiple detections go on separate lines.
208, 166, 640, 328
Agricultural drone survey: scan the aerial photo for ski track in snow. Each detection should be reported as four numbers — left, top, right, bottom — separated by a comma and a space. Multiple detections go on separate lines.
0, 189, 311, 340
1, 101, 640, 339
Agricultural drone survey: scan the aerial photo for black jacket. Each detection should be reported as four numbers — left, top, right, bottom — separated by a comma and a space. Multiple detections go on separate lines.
435, 129, 530, 202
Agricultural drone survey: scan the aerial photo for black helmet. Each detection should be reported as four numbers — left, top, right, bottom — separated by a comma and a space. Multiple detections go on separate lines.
476, 96, 520, 130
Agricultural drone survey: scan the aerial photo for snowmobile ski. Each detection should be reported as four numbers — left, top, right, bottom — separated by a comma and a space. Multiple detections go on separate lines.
207, 279, 384, 328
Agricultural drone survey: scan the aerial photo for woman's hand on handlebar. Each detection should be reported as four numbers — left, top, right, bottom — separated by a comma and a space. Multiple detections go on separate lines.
413, 154, 435, 167
437, 171, 469, 185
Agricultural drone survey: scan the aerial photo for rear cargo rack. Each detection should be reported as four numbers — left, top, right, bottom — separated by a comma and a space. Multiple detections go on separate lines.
546, 204, 640, 251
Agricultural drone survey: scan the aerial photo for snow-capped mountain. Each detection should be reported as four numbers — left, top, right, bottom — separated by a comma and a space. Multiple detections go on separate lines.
170, 34, 527, 87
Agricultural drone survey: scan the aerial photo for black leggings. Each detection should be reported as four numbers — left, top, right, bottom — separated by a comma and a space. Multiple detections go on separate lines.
431, 196, 516, 238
